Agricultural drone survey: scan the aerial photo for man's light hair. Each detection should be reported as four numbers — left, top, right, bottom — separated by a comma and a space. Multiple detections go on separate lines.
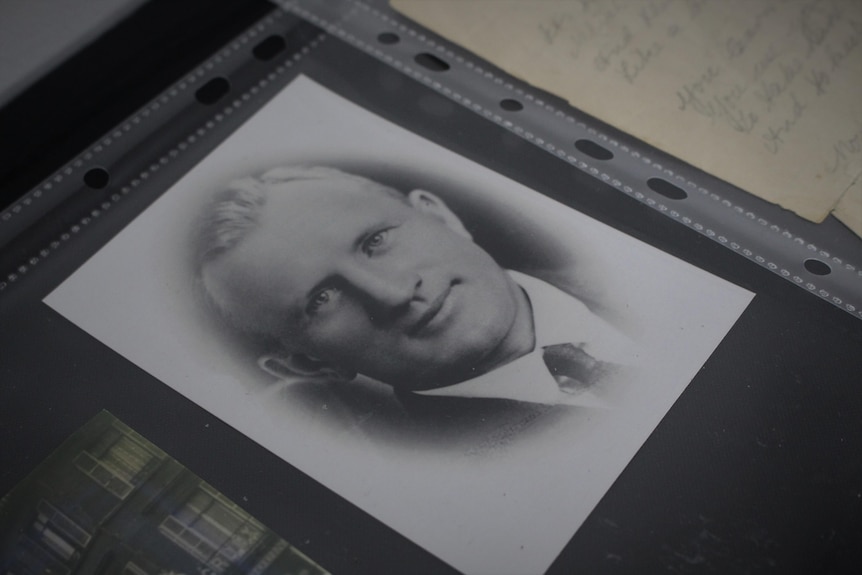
194, 165, 405, 339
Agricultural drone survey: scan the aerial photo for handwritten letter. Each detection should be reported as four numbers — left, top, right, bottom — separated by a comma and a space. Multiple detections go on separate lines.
392, 0, 862, 234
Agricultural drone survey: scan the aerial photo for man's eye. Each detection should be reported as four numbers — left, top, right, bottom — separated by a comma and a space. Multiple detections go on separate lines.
362, 229, 390, 254
308, 288, 336, 313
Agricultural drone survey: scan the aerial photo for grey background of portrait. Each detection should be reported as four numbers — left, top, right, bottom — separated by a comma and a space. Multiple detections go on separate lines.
44, 75, 752, 575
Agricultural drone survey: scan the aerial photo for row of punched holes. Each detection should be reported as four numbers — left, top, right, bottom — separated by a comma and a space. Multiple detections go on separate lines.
78, 29, 833, 278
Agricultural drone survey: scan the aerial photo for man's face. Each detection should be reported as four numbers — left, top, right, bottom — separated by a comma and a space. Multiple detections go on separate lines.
203, 177, 530, 389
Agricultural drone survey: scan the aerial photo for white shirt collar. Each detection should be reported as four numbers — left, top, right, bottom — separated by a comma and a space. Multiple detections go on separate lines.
414, 270, 636, 407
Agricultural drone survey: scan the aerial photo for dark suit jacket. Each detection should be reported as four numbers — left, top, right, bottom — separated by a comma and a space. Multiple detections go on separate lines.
277, 376, 573, 454
393, 389, 574, 454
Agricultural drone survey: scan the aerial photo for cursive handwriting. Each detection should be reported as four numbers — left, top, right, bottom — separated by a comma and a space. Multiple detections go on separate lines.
825, 122, 862, 174
594, 26, 633, 71
677, 75, 758, 134
751, 43, 778, 81
726, 4, 776, 59
618, 41, 663, 83
639, 0, 673, 28
713, 86, 759, 134
752, 58, 803, 112
673, 2, 859, 154
762, 93, 807, 154
676, 65, 722, 111
804, 67, 830, 96
825, 19, 861, 72
800, 1, 843, 57
683, 0, 707, 19
538, 13, 572, 45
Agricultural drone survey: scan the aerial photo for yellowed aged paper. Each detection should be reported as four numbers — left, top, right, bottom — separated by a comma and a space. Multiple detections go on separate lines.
391, 0, 862, 234
833, 175, 862, 233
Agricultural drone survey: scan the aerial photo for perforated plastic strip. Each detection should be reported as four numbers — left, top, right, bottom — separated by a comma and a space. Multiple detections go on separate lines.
0, 10, 327, 292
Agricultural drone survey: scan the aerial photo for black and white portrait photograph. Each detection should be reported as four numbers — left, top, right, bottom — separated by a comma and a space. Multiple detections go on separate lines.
45, 76, 754, 575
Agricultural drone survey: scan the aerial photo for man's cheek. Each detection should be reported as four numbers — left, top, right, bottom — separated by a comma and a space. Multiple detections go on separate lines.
309, 312, 372, 352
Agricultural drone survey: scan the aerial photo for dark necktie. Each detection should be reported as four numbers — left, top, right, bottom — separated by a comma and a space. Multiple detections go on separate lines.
542, 342, 618, 396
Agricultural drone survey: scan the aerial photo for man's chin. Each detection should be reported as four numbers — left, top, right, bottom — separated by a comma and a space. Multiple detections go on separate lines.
352, 334, 514, 392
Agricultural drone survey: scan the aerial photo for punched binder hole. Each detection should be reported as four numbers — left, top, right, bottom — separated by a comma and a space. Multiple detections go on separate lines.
377, 32, 400, 45
195, 77, 230, 105
575, 139, 614, 160
804, 258, 831, 276
500, 98, 523, 111
253, 35, 286, 61
647, 177, 688, 200
83, 168, 110, 189
414, 53, 450, 72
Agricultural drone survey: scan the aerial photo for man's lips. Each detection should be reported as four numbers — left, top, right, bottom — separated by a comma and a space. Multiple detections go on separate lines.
407, 283, 453, 336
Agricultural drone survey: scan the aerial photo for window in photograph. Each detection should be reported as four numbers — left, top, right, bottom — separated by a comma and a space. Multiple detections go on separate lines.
122, 562, 151, 575
30, 525, 77, 562
34, 499, 91, 550
5, 536, 73, 575
159, 482, 265, 567
74, 425, 162, 499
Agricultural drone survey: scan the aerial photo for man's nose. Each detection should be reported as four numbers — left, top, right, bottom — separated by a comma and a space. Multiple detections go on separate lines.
342, 264, 420, 313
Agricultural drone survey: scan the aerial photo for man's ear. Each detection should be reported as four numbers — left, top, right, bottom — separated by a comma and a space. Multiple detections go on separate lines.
407, 189, 472, 240
257, 353, 356, 382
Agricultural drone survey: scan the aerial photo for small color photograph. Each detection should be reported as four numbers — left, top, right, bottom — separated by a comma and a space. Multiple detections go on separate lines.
0, 411, 329, 575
